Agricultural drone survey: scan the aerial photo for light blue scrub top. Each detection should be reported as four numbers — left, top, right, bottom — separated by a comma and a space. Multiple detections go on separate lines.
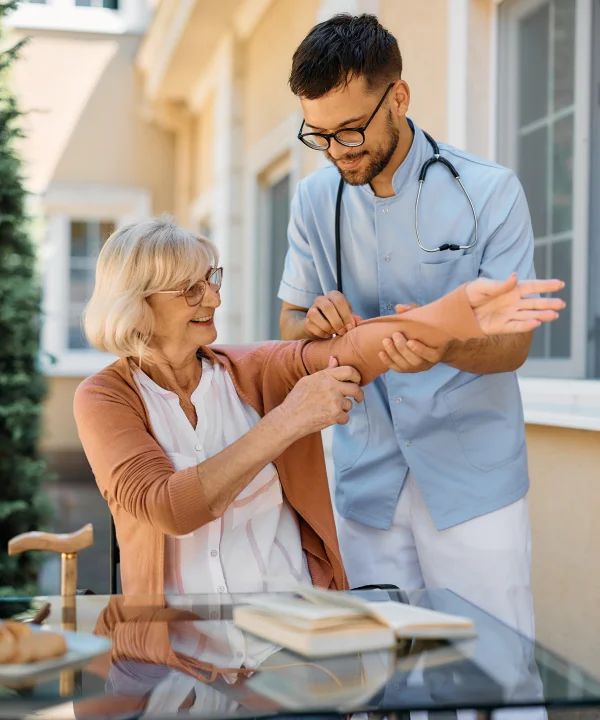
278, 122, 535, 531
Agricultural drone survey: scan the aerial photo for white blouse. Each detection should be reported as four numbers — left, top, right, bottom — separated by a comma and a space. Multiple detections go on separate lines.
133, 358, 311, 596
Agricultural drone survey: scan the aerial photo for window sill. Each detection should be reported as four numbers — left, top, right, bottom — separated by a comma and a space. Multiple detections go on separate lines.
518, 377, 600, 432
42, 351, 118, 378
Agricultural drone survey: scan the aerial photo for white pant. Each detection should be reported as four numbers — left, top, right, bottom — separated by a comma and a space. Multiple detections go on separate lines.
337, 473, 534, 638
337, 473, 546, 718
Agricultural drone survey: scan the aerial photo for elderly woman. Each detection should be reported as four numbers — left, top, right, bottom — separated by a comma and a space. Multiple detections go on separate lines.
74, 216, 563, 597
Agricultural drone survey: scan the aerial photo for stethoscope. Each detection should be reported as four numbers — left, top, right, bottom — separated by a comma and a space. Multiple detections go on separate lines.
334, 122, 478, 293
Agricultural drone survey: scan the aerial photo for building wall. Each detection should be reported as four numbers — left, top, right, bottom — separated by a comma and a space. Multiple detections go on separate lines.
12, 31, 175, 213
527, 424, 600, 677
379, 0, 448, 142
11, 30, 175, 453
243, 0, 319, 150
192, 95, 215, 202
41, 378, 83, 452
466, 0, 493, 158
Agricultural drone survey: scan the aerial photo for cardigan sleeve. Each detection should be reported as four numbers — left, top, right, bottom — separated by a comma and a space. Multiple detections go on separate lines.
74, 379, 217, 536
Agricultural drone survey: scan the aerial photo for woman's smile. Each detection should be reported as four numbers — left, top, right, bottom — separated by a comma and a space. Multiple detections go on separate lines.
189, 313, 214, 326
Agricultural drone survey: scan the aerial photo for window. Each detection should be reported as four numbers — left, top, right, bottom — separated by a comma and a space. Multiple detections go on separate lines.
266, 174, 291, 340
68, 220, 114, 349
9, 0, 145, 34
75, 0, 118, 8
516, 0, 574, 359
498, 0, 592, 377
40, 184, 150, 376
588, 0, 600, 378
20, 0, 119, 7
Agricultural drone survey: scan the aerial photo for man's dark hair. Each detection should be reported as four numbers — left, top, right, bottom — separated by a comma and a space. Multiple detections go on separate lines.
289, 14, 402, 100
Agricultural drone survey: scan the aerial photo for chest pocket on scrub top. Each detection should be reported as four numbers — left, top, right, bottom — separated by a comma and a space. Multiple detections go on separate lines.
418, 253, 477, 307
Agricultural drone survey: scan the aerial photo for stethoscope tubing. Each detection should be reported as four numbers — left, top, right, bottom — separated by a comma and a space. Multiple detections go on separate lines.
334, 124, 479, 292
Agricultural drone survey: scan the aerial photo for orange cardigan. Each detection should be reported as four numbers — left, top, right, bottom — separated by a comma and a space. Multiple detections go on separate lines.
74, 286, 483, 596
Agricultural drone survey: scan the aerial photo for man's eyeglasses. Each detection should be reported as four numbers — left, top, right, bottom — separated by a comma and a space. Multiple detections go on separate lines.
297, 83, 394, 151
155, 267, 223, 307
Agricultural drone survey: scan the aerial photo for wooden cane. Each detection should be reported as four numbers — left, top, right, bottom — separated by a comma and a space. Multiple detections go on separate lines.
8, 524, 94, 695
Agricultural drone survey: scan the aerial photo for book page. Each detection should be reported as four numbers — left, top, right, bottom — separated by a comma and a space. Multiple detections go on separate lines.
242, 595, 365, 622
293, 585, 376, 616
366, 601, 474, 631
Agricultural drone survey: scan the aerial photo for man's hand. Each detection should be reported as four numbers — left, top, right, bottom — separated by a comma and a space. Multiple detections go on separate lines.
378, 303, 449, 374
304, 291, 362, 339
466, 275, 565, 334
379, 334, 451, 374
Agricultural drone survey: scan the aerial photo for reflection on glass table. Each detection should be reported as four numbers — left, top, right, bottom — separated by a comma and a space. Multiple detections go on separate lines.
1, 589, 600, 720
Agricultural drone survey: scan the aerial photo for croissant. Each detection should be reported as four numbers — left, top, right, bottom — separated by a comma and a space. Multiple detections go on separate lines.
0, 621, 67, 664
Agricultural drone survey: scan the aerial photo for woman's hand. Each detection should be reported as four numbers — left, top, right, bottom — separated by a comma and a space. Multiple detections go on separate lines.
466, 274, 566, 335
277, 356, 364, 440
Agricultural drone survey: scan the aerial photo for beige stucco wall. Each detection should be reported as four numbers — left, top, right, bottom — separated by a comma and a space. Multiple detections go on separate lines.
527, 424, 600, 677
40, 378, 83, 452
379, 0, 448, 143
243, 0, 318, 150
192, 95, 215, 202
467, 0, 493, 158
11, 31, 177, 452
12, 30, 175, 214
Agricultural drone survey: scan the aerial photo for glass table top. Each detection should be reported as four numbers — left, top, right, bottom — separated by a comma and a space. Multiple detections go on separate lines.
1, 588, 599, 719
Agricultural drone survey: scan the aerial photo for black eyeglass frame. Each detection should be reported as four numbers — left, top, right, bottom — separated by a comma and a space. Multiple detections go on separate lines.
297, 83, 395, 151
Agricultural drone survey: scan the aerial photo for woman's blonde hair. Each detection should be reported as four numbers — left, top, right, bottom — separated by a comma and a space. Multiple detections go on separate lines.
84, 215, 218, 360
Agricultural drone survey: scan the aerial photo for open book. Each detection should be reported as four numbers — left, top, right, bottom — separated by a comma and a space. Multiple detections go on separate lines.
233, 586, 476, 658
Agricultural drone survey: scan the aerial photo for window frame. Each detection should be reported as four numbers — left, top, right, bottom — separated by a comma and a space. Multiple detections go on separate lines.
496, 0, 593, 378
243, 112, 305, 342
40, 183, 151, 377
8, 0, 148, 35
259, 157, 292, 341
67, 218, 115, 352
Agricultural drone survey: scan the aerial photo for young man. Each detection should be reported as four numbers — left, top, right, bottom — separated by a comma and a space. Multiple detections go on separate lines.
279, 14, 538, 639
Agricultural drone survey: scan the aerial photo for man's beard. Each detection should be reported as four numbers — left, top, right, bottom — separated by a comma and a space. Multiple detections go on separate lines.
327, 113, 400, 186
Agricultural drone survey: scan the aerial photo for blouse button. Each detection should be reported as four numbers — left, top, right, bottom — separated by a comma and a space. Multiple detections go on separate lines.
195, 444, 202, 451
382, 207, 389, 214
384, 255, 391, 262
210, 611, 219, 619
211, 550, 218, 557
218, 586, 225, 593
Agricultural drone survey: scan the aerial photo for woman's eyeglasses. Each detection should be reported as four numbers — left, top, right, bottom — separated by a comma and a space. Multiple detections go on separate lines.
155, 267, 223, 307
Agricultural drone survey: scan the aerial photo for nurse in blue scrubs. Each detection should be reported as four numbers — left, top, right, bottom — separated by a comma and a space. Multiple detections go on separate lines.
280, 13, 541, 643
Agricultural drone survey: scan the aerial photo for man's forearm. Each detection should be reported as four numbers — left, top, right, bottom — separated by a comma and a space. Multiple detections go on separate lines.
443, 332, 532, 374
280, 308, 312, 340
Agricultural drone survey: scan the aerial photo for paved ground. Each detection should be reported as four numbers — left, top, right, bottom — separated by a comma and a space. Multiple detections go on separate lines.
38, 456, 113, 595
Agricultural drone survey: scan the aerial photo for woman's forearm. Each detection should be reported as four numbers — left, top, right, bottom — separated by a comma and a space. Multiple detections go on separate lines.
196, 406, 297, 517
302, 284, 484, 385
